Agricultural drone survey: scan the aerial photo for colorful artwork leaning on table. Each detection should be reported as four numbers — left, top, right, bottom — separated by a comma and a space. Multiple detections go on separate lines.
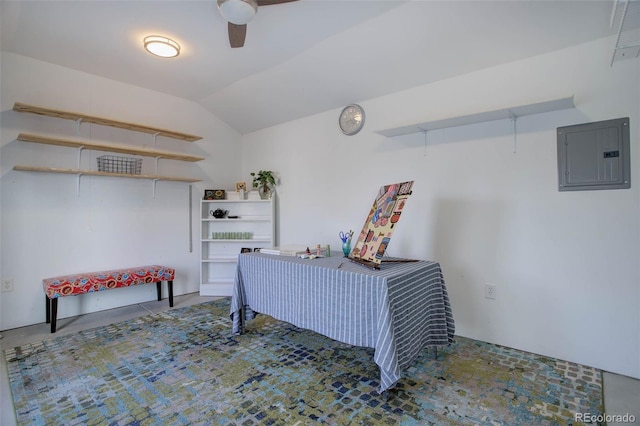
350, 180, 414, 266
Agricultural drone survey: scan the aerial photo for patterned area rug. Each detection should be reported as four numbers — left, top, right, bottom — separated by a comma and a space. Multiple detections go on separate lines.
4, 298, 603, 425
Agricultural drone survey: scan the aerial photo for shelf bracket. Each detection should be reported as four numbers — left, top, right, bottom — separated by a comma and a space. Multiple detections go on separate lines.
419, 128, 428, 157
76, 173, 83, 197
152, 132, 160, 148
155, 156, 161, 175
509, 110, 518, 154
189, 185, 193, 253
610, 0, 631, 66
76, 146, 85, 169
152, 179, 160, 198
74, 147, 85, 197
75, 118, 83, 136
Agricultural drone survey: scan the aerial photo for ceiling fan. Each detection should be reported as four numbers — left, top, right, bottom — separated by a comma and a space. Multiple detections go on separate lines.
217, 0, 299, 48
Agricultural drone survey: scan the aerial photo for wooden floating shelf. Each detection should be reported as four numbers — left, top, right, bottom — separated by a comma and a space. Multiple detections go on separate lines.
13, 165, 201, 183
13, 102, 202, 142
17, 133, 205, 162
376, 96, 575, 137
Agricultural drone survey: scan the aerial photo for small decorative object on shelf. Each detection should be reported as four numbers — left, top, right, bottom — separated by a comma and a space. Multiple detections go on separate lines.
210, 208, 228, 218
97, 155, 142, 175
212, 189, 226, 200
204, 189, 215, 200
250, 170, 277, 200
234, 181, 247, 200
210, 232, 252, 239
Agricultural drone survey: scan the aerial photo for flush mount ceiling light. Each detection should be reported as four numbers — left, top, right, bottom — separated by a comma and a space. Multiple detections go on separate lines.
144, 35, 180, 58
217, 0, 258, 25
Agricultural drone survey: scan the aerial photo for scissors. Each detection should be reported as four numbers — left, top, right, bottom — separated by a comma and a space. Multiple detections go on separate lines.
339, 230, 353, 243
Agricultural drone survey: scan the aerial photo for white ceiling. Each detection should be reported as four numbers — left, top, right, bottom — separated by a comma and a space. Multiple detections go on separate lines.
1, 0, 620, 134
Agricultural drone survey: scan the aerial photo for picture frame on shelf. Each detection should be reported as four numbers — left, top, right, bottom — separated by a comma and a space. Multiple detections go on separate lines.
212, 189, 226, 200
204, 189, 215, 200
235, 181, 247, 192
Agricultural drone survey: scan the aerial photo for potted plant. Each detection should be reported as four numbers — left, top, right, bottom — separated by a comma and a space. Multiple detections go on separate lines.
250, 170, 277, 199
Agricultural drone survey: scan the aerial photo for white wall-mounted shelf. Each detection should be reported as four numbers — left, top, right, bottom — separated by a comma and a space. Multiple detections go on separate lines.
375, 96, 575, 137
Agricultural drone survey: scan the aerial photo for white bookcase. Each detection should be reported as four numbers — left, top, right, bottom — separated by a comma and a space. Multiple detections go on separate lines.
200, 198, 276, 296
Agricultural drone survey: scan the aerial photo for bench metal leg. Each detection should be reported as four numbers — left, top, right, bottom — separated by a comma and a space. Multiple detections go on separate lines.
50, 298, 58, 333
45, 296, 58, 333
156, 280, 174, 307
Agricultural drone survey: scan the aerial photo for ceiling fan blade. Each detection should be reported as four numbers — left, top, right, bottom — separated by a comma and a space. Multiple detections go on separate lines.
257, 0, 297, 5
228, 22, 247, 48
221, 0, 296, 48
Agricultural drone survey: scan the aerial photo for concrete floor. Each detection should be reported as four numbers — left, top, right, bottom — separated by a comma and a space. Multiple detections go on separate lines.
1, 293, 638, 425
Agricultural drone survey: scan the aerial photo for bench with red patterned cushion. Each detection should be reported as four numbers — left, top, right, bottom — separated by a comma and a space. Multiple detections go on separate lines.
43, 265, 175, 333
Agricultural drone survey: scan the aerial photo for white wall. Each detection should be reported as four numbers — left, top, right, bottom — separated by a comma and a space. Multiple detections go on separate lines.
242, 36, 640, 379
0, 52, 242, 330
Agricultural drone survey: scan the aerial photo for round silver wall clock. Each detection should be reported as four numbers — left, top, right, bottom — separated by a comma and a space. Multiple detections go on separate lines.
339, 104, 365, 135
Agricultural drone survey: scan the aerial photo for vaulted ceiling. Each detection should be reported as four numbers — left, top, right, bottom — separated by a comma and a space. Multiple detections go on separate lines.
1, 1, 622, 134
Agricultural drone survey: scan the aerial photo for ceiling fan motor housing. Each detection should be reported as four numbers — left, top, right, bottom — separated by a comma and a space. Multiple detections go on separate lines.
218, 0, 258, 25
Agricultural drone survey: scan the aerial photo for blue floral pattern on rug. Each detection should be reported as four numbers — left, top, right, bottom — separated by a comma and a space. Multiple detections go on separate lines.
4, 298, 603, 425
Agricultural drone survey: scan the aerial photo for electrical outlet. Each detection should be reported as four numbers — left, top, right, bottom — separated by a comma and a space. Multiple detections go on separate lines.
1, 278, 14, 293
485, 284, 496, 300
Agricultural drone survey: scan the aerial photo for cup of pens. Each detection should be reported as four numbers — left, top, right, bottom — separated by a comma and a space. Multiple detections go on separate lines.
339, 230, 353, 257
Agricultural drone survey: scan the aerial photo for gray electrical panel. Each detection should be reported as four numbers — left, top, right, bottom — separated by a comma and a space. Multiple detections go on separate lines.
557, 117, 630, 191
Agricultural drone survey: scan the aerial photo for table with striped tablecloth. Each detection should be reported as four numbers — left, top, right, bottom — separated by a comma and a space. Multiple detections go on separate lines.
230, 252, 455, 394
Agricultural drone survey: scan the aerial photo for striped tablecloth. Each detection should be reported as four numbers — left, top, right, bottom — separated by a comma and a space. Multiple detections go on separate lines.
230, 252, 455, 393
